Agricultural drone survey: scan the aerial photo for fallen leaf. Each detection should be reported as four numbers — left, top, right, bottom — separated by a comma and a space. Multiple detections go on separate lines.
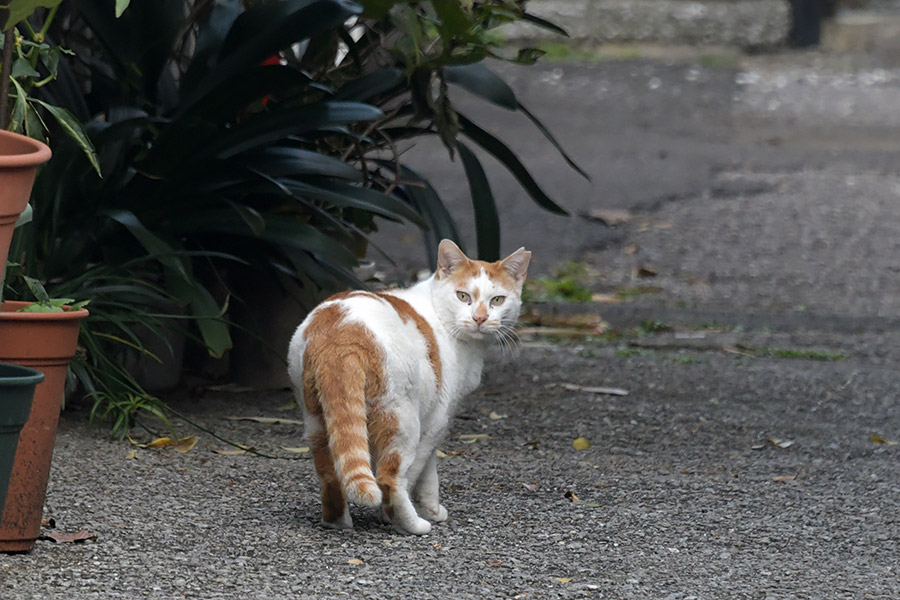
624, 244, 639, 255
147, 437, 175, 448
772, 475, 797, 482
584, 208, 632, 226
561, 383, 629, 396
573, 437, 591, 451
225, 416, 303, 425
488, 411, 507, 420
768, 438, 795, 449
590, 293, 623, 303
487, 560, 503, 566
635, 265, 658, 278
126, 450, 138, 460
870, 434, 899, 446
458, 433, 489, 444
347, 558, 364, 565
584, 502, 601, 508
173, 436, 198, 454
523, 483, 540, 492
281, 446, 310, 453
564, 490, 580, 502
436, 450, 449, 458
556, 577, 573, 583
40, 529, 98, 544
514, 594, 528, 600
41, 518, 55, 529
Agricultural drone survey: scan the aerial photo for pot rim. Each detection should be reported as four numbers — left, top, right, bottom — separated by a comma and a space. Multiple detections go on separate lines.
0, 130, 52, 169
0, 300, 90, 321
0, 361, 45, 385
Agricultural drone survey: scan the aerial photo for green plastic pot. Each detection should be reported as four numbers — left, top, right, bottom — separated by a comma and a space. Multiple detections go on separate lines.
0, 362, 44, 517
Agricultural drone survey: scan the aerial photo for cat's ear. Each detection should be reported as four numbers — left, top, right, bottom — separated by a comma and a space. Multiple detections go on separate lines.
436, 239, 469, 279
499, 247, 531, 287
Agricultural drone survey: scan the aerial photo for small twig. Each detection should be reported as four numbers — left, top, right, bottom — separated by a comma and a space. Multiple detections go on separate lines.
722, 346, 754, 358
376, 128, 403, 194
340, 104, 404, 162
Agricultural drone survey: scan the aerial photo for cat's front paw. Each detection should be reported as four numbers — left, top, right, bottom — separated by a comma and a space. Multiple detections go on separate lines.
394, 515, 432, 536
416, 503, 448, 523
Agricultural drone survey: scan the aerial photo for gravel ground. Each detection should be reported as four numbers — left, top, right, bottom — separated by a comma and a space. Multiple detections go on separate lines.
3, 339, 899, 599
6, 22, 900, 600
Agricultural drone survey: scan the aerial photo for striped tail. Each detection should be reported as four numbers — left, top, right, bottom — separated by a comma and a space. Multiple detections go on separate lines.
316, 355, 382, 507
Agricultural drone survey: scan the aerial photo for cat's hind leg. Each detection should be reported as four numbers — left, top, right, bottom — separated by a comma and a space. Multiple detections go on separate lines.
309, 427, 352, 529
412, 450, 448, 523
371, 409, 431, 535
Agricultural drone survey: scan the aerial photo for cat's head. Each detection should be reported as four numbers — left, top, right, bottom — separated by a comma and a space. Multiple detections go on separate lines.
432, 239, 531, 342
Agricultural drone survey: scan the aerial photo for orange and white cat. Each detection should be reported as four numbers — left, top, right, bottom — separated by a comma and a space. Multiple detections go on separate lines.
287, 240, 530, 535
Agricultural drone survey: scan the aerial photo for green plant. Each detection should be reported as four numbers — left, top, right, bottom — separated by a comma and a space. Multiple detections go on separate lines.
0, 0, 98, 169
526, 261, 593, 302
9, 0, 585, 432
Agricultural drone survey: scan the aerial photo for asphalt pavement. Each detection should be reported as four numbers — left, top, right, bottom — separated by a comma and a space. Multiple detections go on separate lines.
3, 42, 900, 600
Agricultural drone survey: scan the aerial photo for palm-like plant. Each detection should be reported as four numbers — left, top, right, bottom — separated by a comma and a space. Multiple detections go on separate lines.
7, 0, 585, 434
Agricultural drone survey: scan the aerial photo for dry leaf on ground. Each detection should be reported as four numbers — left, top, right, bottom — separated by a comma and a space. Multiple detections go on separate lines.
488, 411, 507, 420
870, 434, 899, 445
281, 446, 310, 453
635, 265, 658, 278
523, 483, 540, 492
40, 529, 98, 544
573, 437, 591, 450
583, 208, 632, 226
591, 293, 622, 303
347, 558, 364, 565
772, 475, 797, 482
173, 436, 198, 453
458, 433, 489, 443
556, 577, 573, 583
564, 491, 580, 502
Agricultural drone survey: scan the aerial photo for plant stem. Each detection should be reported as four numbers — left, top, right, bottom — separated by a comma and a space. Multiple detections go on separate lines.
0, 27, 14, 130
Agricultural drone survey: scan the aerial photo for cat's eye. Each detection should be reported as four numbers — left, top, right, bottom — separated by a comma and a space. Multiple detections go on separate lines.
456, 291, 471, 303
490, 295, 506, 307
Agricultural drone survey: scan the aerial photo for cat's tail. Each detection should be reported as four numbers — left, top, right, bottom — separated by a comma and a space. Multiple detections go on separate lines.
316, 355, 382, 508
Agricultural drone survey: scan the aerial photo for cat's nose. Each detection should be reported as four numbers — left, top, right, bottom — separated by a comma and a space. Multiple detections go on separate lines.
473, 314, 487, 326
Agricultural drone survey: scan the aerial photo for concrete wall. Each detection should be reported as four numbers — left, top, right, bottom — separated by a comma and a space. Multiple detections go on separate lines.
505, 0, 792, 48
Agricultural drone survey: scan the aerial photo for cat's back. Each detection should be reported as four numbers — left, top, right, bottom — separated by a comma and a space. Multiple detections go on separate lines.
287, 288, 441, 393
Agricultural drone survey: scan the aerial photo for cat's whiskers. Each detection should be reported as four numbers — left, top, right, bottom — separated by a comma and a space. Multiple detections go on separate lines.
492, 322, 521, 361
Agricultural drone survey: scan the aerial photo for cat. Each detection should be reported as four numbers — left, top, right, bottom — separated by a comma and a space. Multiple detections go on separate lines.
287, 239, 530, 535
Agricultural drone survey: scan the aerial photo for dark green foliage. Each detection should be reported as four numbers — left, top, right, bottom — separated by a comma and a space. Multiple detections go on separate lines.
6, 0, 585, 432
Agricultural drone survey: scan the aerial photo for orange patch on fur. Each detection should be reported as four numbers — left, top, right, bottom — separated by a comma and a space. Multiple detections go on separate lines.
308, 427, 346, 523
376, 451, 402, 519
302, 299, 386, 507
445, 259, 520, 296
376, 292, 442, 391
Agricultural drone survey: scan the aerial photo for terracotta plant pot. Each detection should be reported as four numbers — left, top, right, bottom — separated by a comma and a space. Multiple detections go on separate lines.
0, 130, 52, 270
0, 301, 88, 553
0, 363, 44, 522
